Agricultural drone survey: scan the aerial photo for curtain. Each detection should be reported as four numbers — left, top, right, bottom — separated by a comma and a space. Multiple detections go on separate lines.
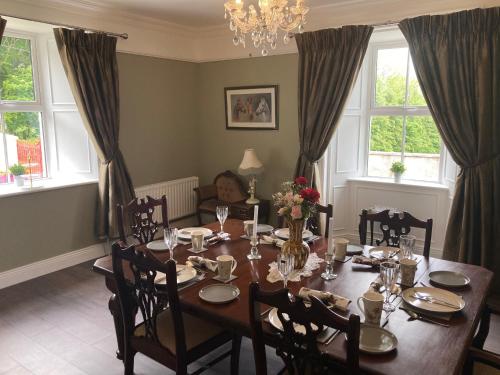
0, 17, 6, 41
54, 28, 135, 238
295, 26, 373, 181
399, 7, 500, 288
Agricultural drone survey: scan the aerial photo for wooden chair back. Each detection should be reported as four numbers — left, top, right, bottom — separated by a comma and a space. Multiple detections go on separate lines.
249, 282, 360, 375
111, 243, 187, 367
358, 209, 433, 257
116, 195, 169, 244
277, 204, 334, 238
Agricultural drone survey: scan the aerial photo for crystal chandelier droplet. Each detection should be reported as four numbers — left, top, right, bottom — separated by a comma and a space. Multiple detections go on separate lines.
224, 0, 309, 55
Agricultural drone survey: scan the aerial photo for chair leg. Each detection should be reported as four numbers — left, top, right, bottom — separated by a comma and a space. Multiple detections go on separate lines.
197, 211, 203, 226
124, 348, 135, 375
230, 334, 242, 375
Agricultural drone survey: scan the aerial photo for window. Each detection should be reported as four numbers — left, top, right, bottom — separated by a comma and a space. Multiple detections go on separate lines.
366, 44, 442, 182
0, 28, 97, 189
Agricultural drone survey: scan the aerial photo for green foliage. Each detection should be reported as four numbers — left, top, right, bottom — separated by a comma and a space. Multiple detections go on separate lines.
9, 163, 26, 176
390, 161, 406, 174
372, 73, 440, 155
0, 36, 39, 141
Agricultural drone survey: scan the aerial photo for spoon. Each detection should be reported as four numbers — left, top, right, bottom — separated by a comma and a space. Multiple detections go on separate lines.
399, 307, 450, 327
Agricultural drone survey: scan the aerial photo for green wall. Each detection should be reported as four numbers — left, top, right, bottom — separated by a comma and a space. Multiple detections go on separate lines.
198, 54, 299, 215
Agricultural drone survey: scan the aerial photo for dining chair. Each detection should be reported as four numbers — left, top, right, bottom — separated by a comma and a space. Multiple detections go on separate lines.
249, 282, 360, 375
358, 209, 433, 257
116, 195, 169, 244
277, 203, 334, 237
112, 242, 241, 375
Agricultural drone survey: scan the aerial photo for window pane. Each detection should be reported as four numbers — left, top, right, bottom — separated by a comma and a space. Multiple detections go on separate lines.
375, 48, 408, 107
0, 36, 35, 101
404, 116, 441, 181
3, 112, 45, 180
368, 116, 403, 177
407, 59, 427, 106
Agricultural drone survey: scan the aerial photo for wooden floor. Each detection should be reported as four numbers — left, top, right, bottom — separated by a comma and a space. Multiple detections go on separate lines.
0, 261, 498, 374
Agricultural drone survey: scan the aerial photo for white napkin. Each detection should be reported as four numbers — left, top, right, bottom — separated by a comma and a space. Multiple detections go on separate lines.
187, 256, 218, 272
352, 255, 381, 266
266, 253, 324, 283
298, 287, 351, 312
261, 235, 284, 248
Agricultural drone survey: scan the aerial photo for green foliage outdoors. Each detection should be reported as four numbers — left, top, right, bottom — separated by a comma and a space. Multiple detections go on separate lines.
371, 73, 440, 154
9, 163, 26, 176
0, 36, 40, 141
390, 161, 406, 174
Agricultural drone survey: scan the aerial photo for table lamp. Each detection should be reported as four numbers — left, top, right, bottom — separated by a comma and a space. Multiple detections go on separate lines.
238, 148, 264, 205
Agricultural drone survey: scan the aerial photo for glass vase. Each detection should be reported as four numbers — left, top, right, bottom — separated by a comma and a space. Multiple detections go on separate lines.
281, 219, 310, 269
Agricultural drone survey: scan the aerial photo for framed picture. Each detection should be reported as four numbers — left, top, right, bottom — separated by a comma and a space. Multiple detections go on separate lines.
224, 85, 279, 130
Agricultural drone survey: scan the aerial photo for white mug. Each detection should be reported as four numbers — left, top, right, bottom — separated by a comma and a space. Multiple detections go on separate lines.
334, 238, 349, 261
216, 255, 237, 280
357, 291, 384, 325
399, 258, 418, 286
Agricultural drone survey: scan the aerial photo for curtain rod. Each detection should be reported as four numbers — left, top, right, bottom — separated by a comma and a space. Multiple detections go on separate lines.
290, 19, 399, 37
1, 13, 128, 39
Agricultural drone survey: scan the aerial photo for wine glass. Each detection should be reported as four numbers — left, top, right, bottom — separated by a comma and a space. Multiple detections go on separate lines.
277, 253, 295, 289
164, 227, 178, 263
380, 261, 399, 312
321, 251, 337, 280
216, 205, 229, 236
400, 234, 416, 259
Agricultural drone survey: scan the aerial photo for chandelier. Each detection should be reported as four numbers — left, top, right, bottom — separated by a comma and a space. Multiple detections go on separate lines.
224, 0, 309, 56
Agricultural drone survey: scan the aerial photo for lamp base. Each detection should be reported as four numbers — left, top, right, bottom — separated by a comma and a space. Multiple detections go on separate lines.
246, 197, 260, 205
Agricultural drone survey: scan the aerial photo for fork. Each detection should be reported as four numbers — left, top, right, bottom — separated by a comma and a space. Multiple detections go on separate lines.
412, 292, 460, 309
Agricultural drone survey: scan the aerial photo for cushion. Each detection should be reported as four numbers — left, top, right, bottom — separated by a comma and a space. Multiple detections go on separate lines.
198, 199, 220, 213
134, 309, 226, 353
215, 175, 247, 203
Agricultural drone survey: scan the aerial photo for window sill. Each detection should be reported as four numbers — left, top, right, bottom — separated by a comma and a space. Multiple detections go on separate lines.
0, 177, 98, 198
346, 176, 449, 191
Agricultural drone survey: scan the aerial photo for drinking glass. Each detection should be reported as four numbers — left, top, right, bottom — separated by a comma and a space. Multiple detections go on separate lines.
400, 234, 416, 259
216, 205, 229, 236
321, 252, 337, 280
164, 227, 178, 262
277, 253, 295, 289
380, 261, 399, 312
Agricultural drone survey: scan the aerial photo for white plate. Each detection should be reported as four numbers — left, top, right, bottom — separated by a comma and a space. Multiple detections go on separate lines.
274, 228, 314, 241
257, 224, 274, 233
368, 246, 399, 259
268, 308, 324, 335
351, 324, 398, 354
154, 265, 197, 285
429, 271, 470, 288
402, 287, 465, 313
199, 284, 240, 304
146, 240, 168, 251
347, 245, 364, 255
178, 227, 213, 240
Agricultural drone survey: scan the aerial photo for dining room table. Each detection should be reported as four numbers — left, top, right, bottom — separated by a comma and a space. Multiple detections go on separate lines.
92, 218, 493, 375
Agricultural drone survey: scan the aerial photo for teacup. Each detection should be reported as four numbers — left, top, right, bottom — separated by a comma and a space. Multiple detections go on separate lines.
334, 238, 349, 261
244, 220, 255, 238
357, 291, 384, 325
191, 231, 205, 252
399, 258, 417, 286
216, 255, 237, 280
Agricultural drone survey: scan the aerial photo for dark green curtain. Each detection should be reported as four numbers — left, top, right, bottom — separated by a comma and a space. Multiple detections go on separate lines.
295, 26, 373, 181
54, 28, 135, 238
0, 17, 6, 41
399, 7, 500, 288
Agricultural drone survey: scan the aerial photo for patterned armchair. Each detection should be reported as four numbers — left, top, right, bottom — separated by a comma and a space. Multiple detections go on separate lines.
194, 170, 249, 225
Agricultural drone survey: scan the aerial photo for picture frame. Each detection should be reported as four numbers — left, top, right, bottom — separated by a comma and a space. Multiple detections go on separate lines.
224, 85, 279, 130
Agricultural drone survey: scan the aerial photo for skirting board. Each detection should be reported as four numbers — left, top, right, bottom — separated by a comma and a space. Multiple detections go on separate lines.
0, 243, 106, 290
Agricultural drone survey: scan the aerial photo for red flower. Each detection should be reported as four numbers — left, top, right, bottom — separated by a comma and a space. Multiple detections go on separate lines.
300, 188, 320, 203
294, 176, 308, 186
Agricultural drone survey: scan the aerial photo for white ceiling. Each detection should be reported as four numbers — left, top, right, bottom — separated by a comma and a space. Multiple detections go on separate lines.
68, 0, 349, 28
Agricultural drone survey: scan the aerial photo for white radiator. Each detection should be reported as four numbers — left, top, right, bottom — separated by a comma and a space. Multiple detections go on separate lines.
134, 176, 199, 221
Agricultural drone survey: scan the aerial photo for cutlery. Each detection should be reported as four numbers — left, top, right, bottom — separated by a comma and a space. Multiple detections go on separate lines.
412, 292, 460, 309
324, 329, 340, 345
260, 306, 273, 318
399, 307, 450, 327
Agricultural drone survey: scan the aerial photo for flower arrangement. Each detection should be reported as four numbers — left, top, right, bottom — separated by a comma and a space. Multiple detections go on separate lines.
272, 176, 320, 221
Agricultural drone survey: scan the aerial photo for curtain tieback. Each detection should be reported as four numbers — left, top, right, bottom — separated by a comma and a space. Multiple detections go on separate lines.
102, 144, 119, 165
463, 152, 500, 169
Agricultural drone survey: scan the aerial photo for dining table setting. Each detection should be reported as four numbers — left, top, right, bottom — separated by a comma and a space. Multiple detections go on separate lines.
93, 211, 493, 375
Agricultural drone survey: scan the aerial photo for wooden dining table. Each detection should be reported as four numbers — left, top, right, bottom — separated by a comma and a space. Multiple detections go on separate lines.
93, 218, 493, 375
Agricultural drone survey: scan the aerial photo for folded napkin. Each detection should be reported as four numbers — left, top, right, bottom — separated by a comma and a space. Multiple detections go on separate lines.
352, 255, 381, 267
187, 256, 218, 272
261, 235, 284, 248
298, 287, 351, 312
369, 276, 400, 294
266, 253, 324, 283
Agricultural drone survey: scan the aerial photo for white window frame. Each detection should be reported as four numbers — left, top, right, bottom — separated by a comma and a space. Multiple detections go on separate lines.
0, 30, 48, 180
364, 40, 445, 183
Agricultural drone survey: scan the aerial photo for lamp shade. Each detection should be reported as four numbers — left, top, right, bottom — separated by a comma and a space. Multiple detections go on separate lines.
238, 148, 264, 176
